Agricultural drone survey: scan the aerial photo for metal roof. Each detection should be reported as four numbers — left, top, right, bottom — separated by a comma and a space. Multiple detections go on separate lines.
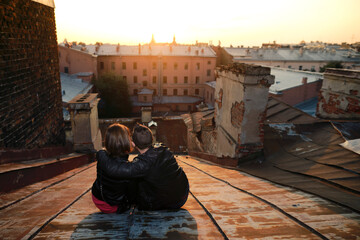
60, 43, 217, 58
225, 47, 360, 62
270, 67, 323, 93
60, 73, 93, 103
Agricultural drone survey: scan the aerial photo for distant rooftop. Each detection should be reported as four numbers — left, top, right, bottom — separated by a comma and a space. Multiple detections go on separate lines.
225, 47, 360, 62
138, 88, 154, 95
60, 73, 93, 103
59, 43, 216, 58
131, 95, 202, 106
270, 67, 323, 93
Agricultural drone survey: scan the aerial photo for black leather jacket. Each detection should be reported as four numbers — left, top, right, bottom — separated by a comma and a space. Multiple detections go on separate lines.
91, 150, 137, 209
98, 146, 189, 210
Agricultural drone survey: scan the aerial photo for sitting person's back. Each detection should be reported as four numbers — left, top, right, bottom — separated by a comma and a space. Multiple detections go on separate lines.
91, 123, 137, 213
135, 145, 189, 210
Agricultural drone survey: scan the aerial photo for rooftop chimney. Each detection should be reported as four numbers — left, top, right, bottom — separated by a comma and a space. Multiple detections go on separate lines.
214, 63, 275, 160
116, 43, 120, 53
302, 77, 308, 84
138, 44, 141, 54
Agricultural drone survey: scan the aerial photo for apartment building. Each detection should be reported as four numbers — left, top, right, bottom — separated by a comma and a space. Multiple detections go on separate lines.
59, 41, 217, 112
223, 46, 360, 72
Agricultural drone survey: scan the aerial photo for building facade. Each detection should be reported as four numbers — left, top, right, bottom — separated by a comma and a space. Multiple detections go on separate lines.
58, 42, 217, 113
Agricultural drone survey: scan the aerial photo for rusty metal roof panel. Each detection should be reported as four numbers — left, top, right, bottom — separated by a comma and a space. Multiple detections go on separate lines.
266, 97, 320, 124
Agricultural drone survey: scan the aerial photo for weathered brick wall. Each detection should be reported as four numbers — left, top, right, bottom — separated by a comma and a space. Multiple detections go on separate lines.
0, 0, 64, 149
316, 69, 360, 119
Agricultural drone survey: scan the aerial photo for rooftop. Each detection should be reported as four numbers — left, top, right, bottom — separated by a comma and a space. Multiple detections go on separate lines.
60, 73, 93, 103
1, 153, 359, 239
131, 95, 203, 106
59, 43, 217, 58
270, 67, 323, 93
225, 47, 360, 63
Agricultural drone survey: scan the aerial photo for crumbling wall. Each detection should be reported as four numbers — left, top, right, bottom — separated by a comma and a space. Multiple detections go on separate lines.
316, 69, 360, 119
215, 63, 274, 159
0, 0, 64, 148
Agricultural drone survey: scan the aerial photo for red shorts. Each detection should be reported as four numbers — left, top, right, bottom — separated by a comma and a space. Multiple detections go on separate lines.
92, 194, 118, 213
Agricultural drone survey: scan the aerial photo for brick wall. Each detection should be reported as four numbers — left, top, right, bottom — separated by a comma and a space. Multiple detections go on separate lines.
316, 68, 360, 119
0, 0, 64, 149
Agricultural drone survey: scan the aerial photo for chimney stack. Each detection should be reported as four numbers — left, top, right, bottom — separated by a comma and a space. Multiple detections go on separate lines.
302, 77, 308, 84
214, 63, 275, 160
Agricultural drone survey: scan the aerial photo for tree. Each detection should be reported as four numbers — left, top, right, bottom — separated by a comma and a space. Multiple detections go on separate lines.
320, 61, 344, 72
93, 73, 132, 118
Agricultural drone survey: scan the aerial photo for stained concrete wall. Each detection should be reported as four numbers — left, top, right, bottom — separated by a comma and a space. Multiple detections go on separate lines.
316, 69, 360, 119
0, 0, 64, 149
214, 63, 274, 158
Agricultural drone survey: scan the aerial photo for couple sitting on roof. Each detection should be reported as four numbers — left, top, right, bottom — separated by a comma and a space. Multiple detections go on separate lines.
91, 123, 189, 213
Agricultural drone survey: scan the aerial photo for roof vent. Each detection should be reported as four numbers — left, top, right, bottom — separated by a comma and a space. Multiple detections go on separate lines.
116, 43, 120, 53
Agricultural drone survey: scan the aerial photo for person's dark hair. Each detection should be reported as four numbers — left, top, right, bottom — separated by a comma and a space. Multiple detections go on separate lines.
105, 123, 133, 156
132, 123, 153, 150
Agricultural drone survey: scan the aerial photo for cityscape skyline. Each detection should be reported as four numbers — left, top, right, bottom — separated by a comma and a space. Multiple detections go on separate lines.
55, 0, 360, 47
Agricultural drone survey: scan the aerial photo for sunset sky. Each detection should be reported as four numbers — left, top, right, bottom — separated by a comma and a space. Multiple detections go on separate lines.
54, 0, 360, 47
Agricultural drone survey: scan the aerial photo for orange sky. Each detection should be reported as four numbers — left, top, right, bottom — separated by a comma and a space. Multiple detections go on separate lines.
54, 0, 360, 46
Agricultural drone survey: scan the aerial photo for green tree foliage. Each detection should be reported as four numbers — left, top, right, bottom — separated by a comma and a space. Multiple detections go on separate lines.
320, 61, 344, 72
93, 73, 132, 118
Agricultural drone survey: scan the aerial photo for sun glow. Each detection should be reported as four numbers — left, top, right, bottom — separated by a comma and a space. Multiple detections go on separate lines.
55, 0, 360, 46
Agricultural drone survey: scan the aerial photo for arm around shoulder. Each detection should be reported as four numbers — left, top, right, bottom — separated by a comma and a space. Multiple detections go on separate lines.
98, 153, 153, 179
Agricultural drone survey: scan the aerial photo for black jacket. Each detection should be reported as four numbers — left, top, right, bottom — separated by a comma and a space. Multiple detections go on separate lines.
91, 150, 137, 209
98, 146, 189, 210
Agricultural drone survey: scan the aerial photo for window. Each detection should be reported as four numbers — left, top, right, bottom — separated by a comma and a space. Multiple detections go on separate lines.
288, 65, 292, 69
143, 69, 147, 76
184, 63, 188, 70
195, 89, 199, 95
134, 89, 138, 95
173, 89, 178, 95
133, 62, 137, 70
144, 96, 147, 101
134, 76, 138, 84
196, 63, 200, 70
143, 81, 148, 87
100, 62, 104, 70
174, 63, 178, 70
163, 89, 167, 96
64, 67, 69, 73
122, 62, 126, 70
196, 76, 200, 84
175, 105, 179, 111
111, 62, 115, 70
207, 60, 211, 65
153, 89, 157, 95
311, 66, 316, 72
152, 76, 156, 84
123, 76, 127, 82
184, 89, 188, 96
188, 105, 192, 111
299, 66, 303, 70
207, 69, 211, 76
163, 62, 167, 70
152, 62, 157, 69
163, 76, 167, 84
174, 76, 178, 84
184, 76, 188, 84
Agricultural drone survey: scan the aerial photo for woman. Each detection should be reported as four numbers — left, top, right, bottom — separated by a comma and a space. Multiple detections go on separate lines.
91, 123, 137, 213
